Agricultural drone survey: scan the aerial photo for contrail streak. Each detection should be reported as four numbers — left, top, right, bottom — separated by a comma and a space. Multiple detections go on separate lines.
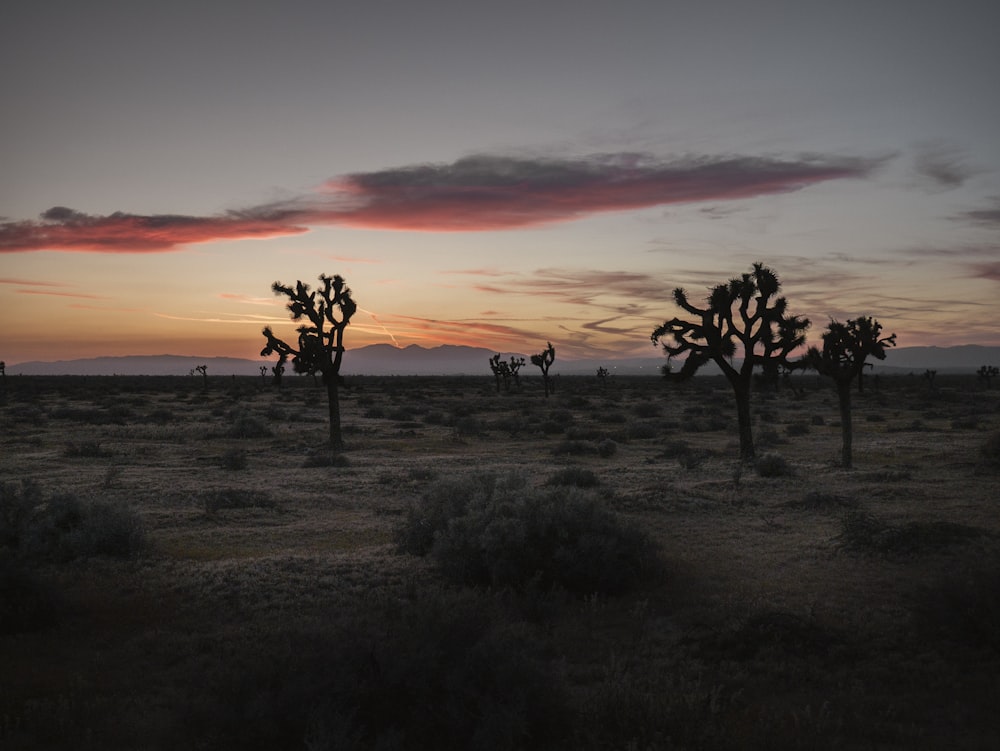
359, 307, 400, 347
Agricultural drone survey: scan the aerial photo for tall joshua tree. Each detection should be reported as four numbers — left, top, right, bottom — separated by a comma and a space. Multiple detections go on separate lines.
531, 342, 556, 398
261, 274, 357, 448
804, 316, 896, 469
651, 262, 809, 462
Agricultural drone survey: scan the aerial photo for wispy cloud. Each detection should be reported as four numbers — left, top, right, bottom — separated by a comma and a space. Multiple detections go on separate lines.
0, 151, 885, 253
955, 197, 1000, 228
912, 141, 976, 189
971, 262, 1000, 282
219, 293, 279, 305
0, 277, 69, 287
17, 289, 108, 299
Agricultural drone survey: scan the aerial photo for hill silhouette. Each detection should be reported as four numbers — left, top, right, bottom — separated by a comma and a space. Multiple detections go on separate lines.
6, 344, 999, 377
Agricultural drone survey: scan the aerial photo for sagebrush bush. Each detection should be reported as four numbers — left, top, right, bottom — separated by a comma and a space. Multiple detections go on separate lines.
219, 448, 247, 470
837, 511, 989, 556
227, 411, 273, 439
981, 430, 1000, 468
396, 473, 661, 596
546, 467, 600, 488
1, 480, 42, 549
7, 489, 147, 562
62, 441, 113, 458
755, 453, 793, 477
301, 451, 351, 468
202, 488, 277, 514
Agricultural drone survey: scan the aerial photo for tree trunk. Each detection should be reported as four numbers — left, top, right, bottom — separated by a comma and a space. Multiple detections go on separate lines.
326, 376, 343, 449
837, 379, 853, 469
732, 379, 755, 462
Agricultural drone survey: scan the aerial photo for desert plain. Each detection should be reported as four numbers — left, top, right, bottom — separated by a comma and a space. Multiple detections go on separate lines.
1, 371, 998, 750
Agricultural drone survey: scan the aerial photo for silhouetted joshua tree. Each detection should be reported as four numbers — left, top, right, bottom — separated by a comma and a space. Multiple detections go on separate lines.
596, 366, 610, 389
261, 274, 357, 448
259, 365, 268, 385
651, 262, 809, 462
531, 342, 556, 398
803, 316, 896, 469
489, 354, 507, 393
271, 355, 287, 387
924, 369, 937, 392
977, 365, 998, 389
508, 356, 526, 390
191, 364, 208, 388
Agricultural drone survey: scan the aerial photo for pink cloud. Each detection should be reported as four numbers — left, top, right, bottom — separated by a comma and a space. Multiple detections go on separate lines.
0, 206, 308, 254
1, 152, 884, 253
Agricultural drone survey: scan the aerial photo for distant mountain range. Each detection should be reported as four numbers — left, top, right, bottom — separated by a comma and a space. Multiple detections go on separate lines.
6, 344, 1000, 377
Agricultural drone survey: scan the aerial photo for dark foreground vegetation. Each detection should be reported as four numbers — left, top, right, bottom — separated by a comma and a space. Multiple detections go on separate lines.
2, 372, 999, 749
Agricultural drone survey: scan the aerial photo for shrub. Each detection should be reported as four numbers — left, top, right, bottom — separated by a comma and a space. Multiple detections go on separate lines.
981, 430, 1000, 468
785, 421, 810, 437
187, 589, 573, 751
627, 422, 658, 440
755, 453, 793, 477
551, 440, 599, 457
632, 402, 662, 419
783, 491, 857, 512
837, 511, 990, 556
397, 473, 661, 596
546, 467, 600, 488
1, 480, 42, 550
23, 492, 146, 562
301, 451, 351, 468
219, 448, 247, 470
596, 439, 618, 458
227, 411, 273, 439
202, 488, 277, 514
62, 441, 113, 458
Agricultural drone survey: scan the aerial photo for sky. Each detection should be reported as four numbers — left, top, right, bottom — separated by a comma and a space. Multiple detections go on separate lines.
2, 0, 999, 366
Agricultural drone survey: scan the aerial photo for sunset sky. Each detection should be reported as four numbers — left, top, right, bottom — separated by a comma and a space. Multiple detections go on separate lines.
3, 0, 999, 366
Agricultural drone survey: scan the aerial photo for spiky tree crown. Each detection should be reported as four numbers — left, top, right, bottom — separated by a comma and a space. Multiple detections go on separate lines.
652, 263, 809, 379
806, 316, 896, 382
261, 274, 356, 377
530, 342, 555, 369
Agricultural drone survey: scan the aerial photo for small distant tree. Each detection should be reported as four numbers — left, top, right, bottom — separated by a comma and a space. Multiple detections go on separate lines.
271, 355, 287, 387
596, 366, 610, 389
508, 356, 526, 390
651, 262, 809, 462
192, 364, 208, 388
488, 354, 507, 393
259, 365, 268, 386
977, 365, 998, 389
531, 342, 556, 398
261, 274, 357, 448
803, 316, 896, 469
924, 369, 937, 392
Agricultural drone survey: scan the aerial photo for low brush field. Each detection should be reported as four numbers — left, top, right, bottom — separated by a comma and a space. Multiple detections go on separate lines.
2, 372, 999, 750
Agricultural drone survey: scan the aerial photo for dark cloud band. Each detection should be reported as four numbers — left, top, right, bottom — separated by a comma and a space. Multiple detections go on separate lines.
1, 152, 884, 253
